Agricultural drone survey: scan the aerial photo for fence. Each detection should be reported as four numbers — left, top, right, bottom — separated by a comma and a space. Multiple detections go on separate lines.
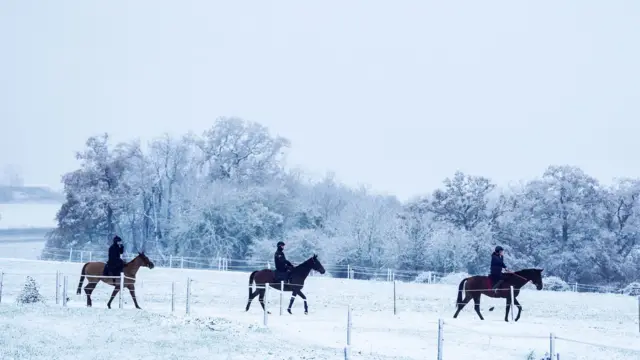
1, 260, 639, 359
37, 246, 640, 296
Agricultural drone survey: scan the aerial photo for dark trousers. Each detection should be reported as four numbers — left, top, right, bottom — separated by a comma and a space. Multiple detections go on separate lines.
490, 274, 503, 289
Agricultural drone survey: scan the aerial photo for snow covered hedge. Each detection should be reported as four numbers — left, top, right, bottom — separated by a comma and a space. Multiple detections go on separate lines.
542, 276, 571, 292
621, 282, 640, 296
437, 272, 470, 285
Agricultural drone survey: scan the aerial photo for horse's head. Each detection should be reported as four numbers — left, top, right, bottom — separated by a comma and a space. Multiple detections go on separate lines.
309, 254, 325, 275
526, 268, 543, 290
136, 251, 155, 269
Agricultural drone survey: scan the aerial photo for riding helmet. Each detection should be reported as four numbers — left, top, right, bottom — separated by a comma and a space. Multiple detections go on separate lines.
494, 245, 504, 253
277, 241, 285, 248
113, 235, 122, 244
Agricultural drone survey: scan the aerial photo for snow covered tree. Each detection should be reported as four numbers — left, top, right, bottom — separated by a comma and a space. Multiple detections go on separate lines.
428, 171, 498, 230
17, 276, 44, 304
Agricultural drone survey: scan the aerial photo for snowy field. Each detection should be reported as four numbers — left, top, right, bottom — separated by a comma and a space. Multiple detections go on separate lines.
0, 202, 59, 229
0, 238, 46, 260
0, 258, 639, 359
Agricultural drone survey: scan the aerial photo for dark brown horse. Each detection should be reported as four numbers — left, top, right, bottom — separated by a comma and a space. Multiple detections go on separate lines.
245, 254, 325, 315
76, 252, 155, 309
452, 268, 543, 322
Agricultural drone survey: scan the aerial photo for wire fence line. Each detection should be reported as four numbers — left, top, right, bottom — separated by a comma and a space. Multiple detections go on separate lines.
1, 266, 639, 359
35, 246, 640, 295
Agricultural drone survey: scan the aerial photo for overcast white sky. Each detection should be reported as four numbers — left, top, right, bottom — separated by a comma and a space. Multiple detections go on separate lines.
1, 1, 639, 200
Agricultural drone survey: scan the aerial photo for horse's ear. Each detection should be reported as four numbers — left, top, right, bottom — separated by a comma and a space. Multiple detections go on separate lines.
540, 268, 543, 272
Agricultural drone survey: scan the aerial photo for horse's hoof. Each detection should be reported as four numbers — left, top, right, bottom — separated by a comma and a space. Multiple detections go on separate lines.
267, 311, 271, 315
287, 309, 292, 314
304, 311, 308, 315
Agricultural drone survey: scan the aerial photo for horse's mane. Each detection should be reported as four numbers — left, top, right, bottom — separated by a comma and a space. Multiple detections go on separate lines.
295, 255, 316, 269
124, 252, 144, 266
509, 268, 542, 281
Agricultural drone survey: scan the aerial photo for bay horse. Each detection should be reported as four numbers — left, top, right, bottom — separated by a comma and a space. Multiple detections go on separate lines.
76, 252, 155, 309
452, 268, 543, 322
245, 254, 325, 315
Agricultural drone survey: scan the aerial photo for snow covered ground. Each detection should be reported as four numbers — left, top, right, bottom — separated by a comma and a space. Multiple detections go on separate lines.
0, 258, 638, 360
0, 202, 59, 229
0, 238, 46, 260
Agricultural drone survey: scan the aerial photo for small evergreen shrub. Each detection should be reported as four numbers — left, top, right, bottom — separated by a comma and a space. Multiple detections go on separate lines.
17, 276, 44, 304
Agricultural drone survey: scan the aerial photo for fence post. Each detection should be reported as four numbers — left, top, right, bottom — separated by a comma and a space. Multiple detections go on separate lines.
280, 281, 284, 316
89, 251, 92, 262
510, 286, 515, 321
80, 251, 83, 263
437, 319, 444, 360
637, 296, 639, 333
171, 282, 175, 312
68, 248, 73, 262
267, 262, 271, 270
263, 283, 269, 326
224, 258, 228, 271
0, 271, 3, 304
186, 277, 192, 315
345, 304, 352, 359
55, 270, 60, 305
549, 332, 556, 359
180, 257, 184, 269
347, 265, 351, 279
393, 280, 397, 315
62, 276, 68, 307
119, 273, 124, 309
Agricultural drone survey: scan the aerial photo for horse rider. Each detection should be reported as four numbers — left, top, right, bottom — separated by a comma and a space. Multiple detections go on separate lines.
106, 235, 125, 278
490, 245, 509, 293
274, 241, 294, 282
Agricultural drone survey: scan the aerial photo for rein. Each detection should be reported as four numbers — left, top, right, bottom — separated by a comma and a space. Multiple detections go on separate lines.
508, 271, 530, 283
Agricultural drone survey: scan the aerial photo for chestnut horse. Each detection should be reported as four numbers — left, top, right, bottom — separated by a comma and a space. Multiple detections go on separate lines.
76, 252, 155, 309
452, 268, 543, 322
245, 254, 325, 315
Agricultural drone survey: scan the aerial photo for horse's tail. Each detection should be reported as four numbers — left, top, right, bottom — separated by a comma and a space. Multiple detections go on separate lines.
248, 270, 258, 298
77, 262, 88, 295
456, 277, 468, 306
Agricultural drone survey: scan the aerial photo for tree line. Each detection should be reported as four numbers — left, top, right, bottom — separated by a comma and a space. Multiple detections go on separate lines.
43, 117, 640, 287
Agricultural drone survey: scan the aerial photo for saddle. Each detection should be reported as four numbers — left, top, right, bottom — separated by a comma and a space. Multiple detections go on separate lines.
103, 264, 122, 284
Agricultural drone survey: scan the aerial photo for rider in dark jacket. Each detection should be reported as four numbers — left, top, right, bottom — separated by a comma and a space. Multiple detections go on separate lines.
106, 235, 125, 276
274, 241, 293, 281
490, 245, 508, 292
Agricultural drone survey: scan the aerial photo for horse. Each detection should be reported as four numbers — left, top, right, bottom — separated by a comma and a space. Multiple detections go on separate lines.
452, 268, 543, 322
245, 254, 326, 315
76, 252, 155, 309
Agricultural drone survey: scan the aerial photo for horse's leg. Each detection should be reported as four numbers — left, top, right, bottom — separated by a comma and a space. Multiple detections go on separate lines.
258, 287, 270, 314
245, 286, 259, 312
513, 297, 522, 321
504, 295, 512, 322
127, 285, 141, 309
83, 281, 97, 307
106, 286, 120, 309
287, 291, 297, 314
296, 290, 309, 314
473, 293, 484, 320
453, 293, 472, 318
